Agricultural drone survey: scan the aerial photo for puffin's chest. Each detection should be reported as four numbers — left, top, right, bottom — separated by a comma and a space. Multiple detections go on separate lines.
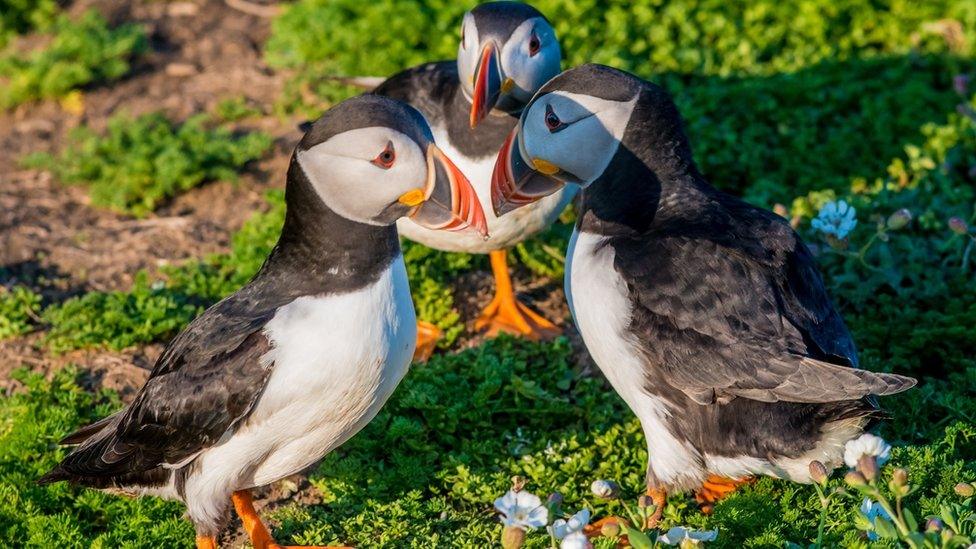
257, 257, 416, 418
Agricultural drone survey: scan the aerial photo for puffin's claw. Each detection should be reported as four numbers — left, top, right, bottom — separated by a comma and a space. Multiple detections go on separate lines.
232, 490, 353, 549
413, 321, 442, 362
475, 249, 561, 340
695, 475, 751, 513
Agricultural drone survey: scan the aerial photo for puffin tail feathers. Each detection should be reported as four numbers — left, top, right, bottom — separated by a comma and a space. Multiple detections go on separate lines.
59, 412, 120, 445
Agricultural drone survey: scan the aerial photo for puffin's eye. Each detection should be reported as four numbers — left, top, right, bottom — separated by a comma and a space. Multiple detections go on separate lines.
371, 141, 396, 169
528, 31, 541, 56
544, 104, 565, 133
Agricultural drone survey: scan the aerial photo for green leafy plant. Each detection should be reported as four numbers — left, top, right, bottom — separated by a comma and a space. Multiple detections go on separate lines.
0, 286, 41, 339
0, 0, 58, 47
23, 111, 272, 217
0, 10, 146, 109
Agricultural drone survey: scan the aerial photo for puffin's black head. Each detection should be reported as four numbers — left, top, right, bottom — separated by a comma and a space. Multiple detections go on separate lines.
295, 95, 487, 235
491, 64, 689, 216
458, 1, 561, 128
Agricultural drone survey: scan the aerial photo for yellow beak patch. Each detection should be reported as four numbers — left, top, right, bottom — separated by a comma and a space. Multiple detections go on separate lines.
531, 157, 560, 175
398, 188, 427, 207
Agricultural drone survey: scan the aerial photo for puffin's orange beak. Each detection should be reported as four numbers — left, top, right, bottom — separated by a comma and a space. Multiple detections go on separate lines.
469, 42, 502, 128
409, 143, 488, 237
491, 126, 566, 217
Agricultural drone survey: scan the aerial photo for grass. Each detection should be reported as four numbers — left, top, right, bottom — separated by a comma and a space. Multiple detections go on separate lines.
1, 0, 975, 547
0, 286, 41, 340
22, 111, 273, 217
0, 10, 146, 109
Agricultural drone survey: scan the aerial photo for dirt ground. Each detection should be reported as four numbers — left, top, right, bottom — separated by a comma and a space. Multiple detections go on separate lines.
0, 1, 571, 545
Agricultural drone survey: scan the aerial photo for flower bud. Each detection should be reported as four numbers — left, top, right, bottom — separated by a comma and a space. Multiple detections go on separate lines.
600, 521, 621, 538
638, 494, 656, 510
510, 475, 526, 493
949, 217, 969, 235
546, 492, 563, 507
858, 455, 879, 482
954, 482, 975, 497
845, 471, 867, 487
501, 525, 526, 549
925, 517, 944, 532
773, 204, 789, 218
886, 209, 912, 230
892, 468, 908, 488
808, 461, 829, 484
590, 479, 619, 499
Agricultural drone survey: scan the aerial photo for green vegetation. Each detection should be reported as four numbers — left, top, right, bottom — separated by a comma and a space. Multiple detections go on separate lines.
0, 0, 58, 47
214, 95, 264, 122
0, 10, 146, 109
0, 368, 194, 547
0, 286, 41, 339
2, 0, 975, 547
23, 111, 273, 217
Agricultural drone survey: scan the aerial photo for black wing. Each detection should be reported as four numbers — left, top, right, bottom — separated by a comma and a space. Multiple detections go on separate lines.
614, 212, 915, 405
372, 61, 458, 122
47, 288, 279, 480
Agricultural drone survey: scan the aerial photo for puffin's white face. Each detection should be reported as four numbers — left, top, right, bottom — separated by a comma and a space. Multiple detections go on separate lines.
298, 127, 487, 234
491, 90, 637, 216
458, 13, 561, 126
520, 91, 636, 184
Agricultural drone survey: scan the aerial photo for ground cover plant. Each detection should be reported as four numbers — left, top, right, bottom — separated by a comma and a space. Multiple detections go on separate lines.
1, 0, 975, 547
23, 111, 273, 217
0, 9, 146, 109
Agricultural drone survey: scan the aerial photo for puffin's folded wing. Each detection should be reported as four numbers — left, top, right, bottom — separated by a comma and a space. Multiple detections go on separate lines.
615, 226, 915, 405
51, 298, 277, 480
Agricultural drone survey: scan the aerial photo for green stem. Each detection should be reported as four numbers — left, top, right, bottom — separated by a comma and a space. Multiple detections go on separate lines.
813, 484, 831, 548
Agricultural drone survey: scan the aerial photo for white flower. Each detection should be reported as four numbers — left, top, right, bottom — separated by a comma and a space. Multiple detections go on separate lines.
550, 509, 590, 539
657, 526, 719, 546
860, 498, 892, 541
560, 531, 592, 549
844, 433, 891, 469
811, 200, 858, 239
494, 490, 548, 530
589, 479, 619, 498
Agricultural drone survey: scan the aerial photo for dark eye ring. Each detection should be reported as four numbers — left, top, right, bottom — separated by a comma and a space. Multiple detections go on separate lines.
544, 104, 565, 132
372, 141, 396, 169
528, 31, 541, 56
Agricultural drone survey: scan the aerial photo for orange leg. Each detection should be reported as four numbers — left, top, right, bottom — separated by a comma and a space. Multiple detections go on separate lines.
474, 249, 561, 340
232, 490, 352, 549
695, 475, 751, 513
583, 487, 667, 538
196, 537, 217, 549
413, 321, 441, 362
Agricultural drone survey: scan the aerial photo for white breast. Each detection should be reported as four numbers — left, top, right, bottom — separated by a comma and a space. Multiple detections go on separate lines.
566, 229, 703, 489
188, 256, 416, 493
396, 121, 577, 253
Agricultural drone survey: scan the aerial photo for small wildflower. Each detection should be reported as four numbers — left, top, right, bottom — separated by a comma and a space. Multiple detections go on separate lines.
858, 455, 879, 482
859, 499, 892, 541
949, 217, 970, 235
891, 468, 908, 488
808, 460, 829, 484
812, 200, 857, 240
501, 525, 526, 549
559, 531, 592, 549
925, 517, 944, 532
844, 433, 891, 469
551, 509, 590, 540
657, 526, 719, 546
638, 494, 656, 510
600, 521, 621, 537
590, 479, 619, 499
547, 492, 564, 507
886, 208, 912, 230
845, 471, 867, 487
954, 482, 975, 497
495, 490, 548, 530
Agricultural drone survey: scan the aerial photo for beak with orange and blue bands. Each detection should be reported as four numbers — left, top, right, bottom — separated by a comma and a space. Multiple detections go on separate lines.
469, 42, 505, 128
408, 143, 489, 237
491, 125, 580, 217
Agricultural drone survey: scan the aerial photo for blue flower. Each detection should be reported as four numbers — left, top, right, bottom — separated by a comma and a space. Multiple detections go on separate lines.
811, 200, 858, 239
859, 498, 892, 541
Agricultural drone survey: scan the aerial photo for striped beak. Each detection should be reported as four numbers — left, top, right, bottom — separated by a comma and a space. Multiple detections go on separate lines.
409, 143, 488, 237
491, 126, 568, 216
469, 42, 502, 128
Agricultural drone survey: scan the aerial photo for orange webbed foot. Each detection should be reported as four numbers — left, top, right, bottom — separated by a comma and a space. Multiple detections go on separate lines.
232, 490, 353, 549
474, 250, 561, 340
413, 320, 441, 362
695, 475, 752, 513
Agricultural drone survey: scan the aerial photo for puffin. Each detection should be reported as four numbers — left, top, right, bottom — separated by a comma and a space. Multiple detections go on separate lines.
373, 1, 576, 354
490, 64, 916, 525
39, 95, 487, 549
